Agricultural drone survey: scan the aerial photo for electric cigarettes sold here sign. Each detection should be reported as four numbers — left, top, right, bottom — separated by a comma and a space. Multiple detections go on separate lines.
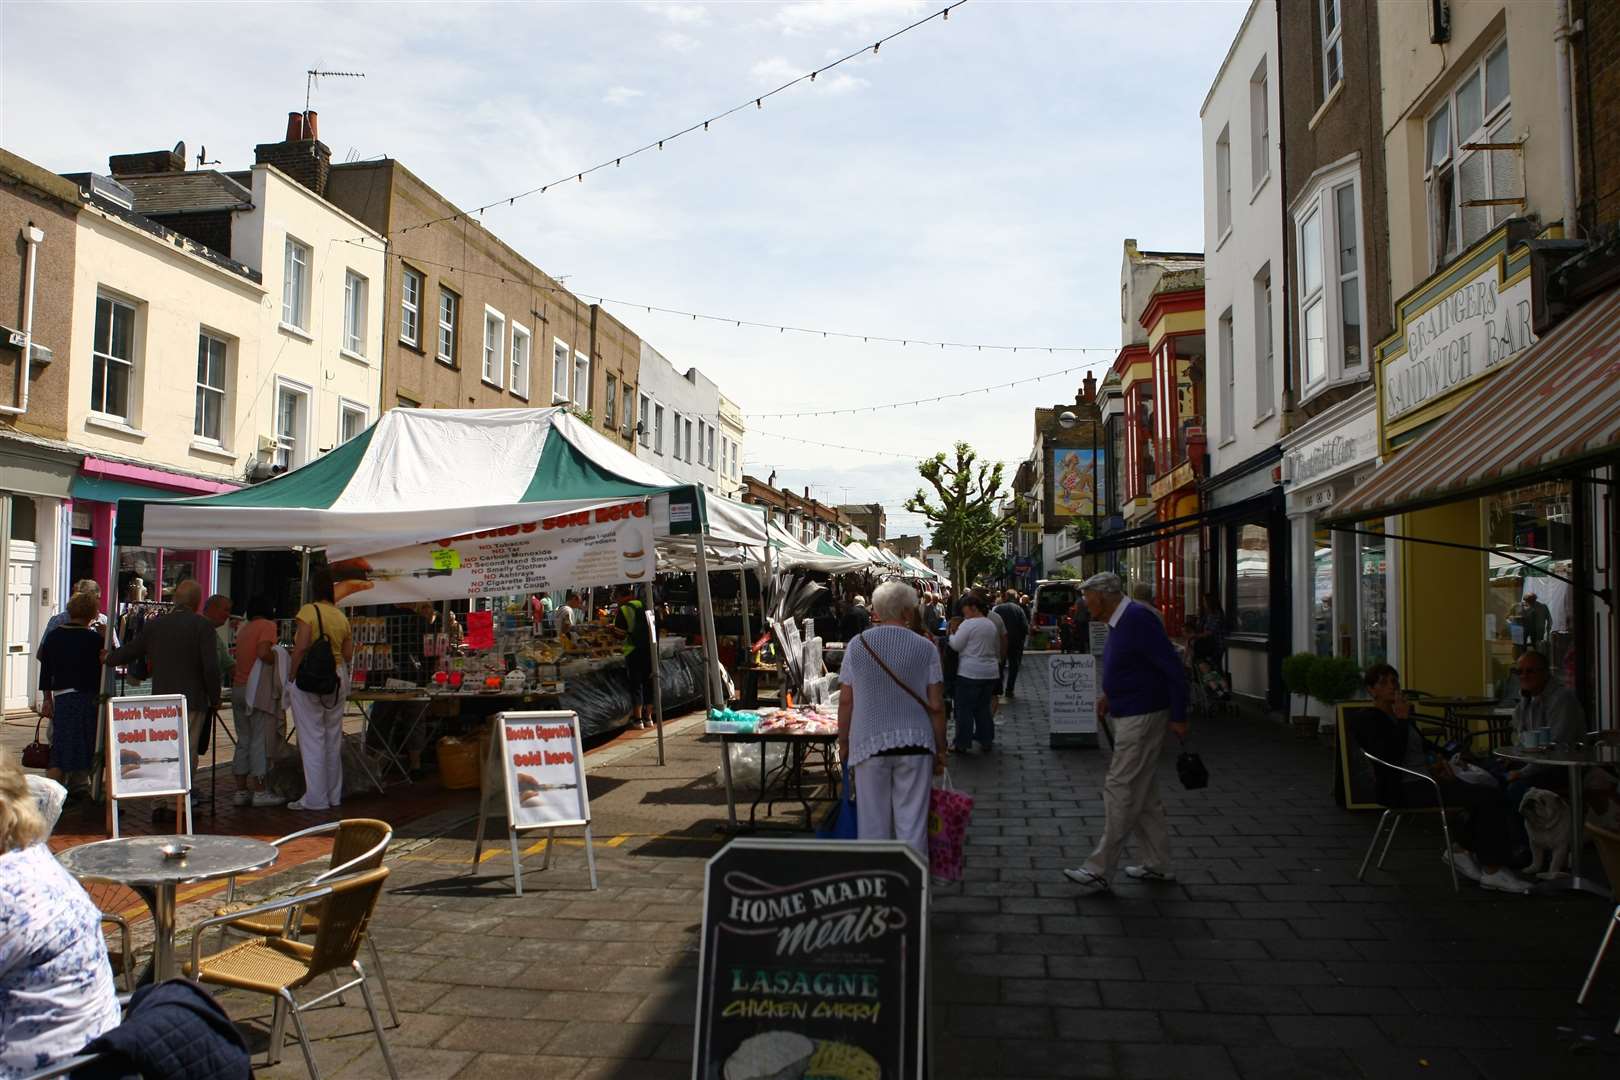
108, 694, 191, 799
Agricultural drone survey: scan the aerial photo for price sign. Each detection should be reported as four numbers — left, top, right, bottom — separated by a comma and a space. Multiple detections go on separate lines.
430, 547, 462, 571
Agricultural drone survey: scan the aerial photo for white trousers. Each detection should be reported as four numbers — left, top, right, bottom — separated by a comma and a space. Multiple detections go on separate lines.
853, 753, 934, 858
1084, 710, 1172, 879
288, 680, 346, 810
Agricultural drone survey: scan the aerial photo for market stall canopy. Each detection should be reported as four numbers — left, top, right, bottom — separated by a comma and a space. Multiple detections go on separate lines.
901, 556, 939, 581
115, 407, 709, 558
1327, 285, 1620, 524
770, 524, 865, 574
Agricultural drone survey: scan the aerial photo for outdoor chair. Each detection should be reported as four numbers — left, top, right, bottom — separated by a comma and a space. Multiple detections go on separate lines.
211, 817, 398, 1026
1576, 822, 1620, 1035
186, 867, 396, 1079
1356, 750, 1460, 893
102, 911, 135, 992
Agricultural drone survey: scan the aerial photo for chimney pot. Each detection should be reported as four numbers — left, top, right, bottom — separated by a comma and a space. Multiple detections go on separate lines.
286, 112, 305, 141
303, 110, 319, 141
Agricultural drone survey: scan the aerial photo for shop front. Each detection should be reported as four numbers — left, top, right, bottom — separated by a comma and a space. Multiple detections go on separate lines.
1148, 460, 1200, 635
1280, 387, 1385, 676
1328, 229, 1620, 720
1203, 446, 1289, 709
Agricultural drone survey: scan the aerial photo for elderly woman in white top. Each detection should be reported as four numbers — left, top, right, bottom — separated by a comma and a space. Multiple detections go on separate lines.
836, 582, 947, 857
0, 753, 120, 1076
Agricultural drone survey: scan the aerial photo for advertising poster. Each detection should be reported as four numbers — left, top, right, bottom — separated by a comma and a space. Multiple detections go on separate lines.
1049, 653, 1099, 737
107, 695, 191, 799
330, 499, 659, 606
498, 711, 590, 830
693, 839, 928, 1080
1051, 449, 1104, 519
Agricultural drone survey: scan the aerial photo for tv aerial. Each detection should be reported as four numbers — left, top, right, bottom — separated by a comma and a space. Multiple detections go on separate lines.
306, 67, 365, 111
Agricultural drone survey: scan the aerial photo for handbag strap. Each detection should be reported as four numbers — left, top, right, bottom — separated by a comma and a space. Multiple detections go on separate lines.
857, 632, 932, 715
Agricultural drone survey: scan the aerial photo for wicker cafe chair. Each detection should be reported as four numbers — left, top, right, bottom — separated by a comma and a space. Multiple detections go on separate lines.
1355, 750, 1461, 893
1576, 822, 1620, 1036
212, 818, 398, 1026
186, 867, 396, 1079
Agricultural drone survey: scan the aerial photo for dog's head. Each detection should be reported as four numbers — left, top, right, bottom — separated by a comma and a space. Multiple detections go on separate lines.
1518, 787, 1568, 829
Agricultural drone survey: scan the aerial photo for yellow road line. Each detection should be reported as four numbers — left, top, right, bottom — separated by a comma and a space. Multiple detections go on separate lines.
397, 829, 727, 864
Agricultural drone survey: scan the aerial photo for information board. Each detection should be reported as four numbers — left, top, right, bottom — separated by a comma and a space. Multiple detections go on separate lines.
473, 710, 597, 894
1049, 653, 1099, 746
107, 694, 192, 837
1088, 620, 1109, 656
693, 838, 928, 1080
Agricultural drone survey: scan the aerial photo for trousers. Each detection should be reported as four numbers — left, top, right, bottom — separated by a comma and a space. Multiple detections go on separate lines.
288, 680, 346, 809
853, 753, 933, 858
1001, 637, 1027, 695
1084, 710, 1172, 879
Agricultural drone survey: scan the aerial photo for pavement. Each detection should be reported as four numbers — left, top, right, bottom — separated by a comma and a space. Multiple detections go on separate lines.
15, 659, 1620, 1078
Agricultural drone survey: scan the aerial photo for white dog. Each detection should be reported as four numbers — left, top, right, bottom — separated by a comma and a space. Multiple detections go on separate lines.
1518, 788, 1570, 879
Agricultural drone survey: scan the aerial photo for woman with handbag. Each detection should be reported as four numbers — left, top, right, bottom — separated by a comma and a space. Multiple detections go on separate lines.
836, 582, 947, 857
286, 568, 353, 812
34, 591, 103, 791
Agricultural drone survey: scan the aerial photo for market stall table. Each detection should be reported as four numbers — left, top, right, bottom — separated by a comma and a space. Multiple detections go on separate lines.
57, 835, 279, 980
710, 709, 842, 831
1493, 742, 1620, 897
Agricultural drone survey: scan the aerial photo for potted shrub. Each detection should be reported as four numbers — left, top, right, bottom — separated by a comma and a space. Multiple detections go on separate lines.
1281, 652, 1319, 738
1308, 655, 1364, 744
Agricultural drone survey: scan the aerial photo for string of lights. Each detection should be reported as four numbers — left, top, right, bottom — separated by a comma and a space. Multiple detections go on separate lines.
746, 360, 1111, 418
341, 239, 1114, 359
377, 1, 968, 240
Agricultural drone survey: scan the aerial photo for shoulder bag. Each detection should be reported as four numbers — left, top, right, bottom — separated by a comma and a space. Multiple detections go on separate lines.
857, 632, 945, 729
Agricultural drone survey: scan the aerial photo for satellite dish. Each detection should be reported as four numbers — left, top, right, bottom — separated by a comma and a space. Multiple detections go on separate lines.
173, 140, 186, 162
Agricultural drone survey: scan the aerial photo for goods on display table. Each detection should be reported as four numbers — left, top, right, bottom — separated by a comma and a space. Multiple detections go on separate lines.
708, 704, 843, 831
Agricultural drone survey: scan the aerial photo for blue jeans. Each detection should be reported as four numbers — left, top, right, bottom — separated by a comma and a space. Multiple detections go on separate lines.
954, 677, 997, 750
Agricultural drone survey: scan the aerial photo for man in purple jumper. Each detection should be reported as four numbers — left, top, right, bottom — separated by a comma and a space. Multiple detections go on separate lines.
1063, 571, 1188, 894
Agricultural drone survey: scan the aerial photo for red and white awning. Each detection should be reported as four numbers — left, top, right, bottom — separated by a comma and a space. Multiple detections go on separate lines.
1330, 286, 1620, 522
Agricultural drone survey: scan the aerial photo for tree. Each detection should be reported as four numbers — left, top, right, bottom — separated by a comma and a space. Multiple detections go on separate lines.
905, 442, 1005, 590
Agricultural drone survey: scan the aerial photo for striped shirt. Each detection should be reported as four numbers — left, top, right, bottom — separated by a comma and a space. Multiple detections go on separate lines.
841, 626, 943, 766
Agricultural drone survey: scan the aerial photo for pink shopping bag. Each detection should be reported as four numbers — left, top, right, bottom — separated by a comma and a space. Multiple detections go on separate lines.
927, 774, 974, 881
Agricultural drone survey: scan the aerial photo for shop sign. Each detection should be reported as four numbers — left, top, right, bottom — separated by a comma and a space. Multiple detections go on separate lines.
329, 500, 658, 606
475, 711, 597, 896
1049, 653, 1099, 741
1149, 461, 1195, 503
694, 838, 928, 1080
108, 694, 191, 837
1381, 251, 1536, 430
1283, 411, 1378, 493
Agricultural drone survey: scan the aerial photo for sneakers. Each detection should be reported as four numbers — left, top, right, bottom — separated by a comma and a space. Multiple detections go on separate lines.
232, 790, 252, 807
1443, 848, 1484, 882
1062, 867, 1110, 894
251, 792, 286, 808
1124, 865, 1176, 882
1479, 867, 1532, 894
286, 799, 327, 812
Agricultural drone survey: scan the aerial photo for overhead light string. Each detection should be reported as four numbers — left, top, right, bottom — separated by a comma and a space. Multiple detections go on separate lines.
371, 1, 969, 240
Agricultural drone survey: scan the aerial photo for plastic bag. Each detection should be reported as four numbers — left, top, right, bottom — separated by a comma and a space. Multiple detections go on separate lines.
927, 772, 974, 881
721, 740, 787, 788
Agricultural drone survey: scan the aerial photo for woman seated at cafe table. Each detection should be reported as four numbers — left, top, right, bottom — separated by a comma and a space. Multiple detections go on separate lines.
0, 751, 121, 1074
1351, 664, 1529, 894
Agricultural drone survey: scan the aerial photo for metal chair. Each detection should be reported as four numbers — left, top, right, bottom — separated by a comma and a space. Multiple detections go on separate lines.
1576, 822, 1620, 1035
211, 818, 398, 1026
101, 912, 135, 992
1355, 750, 1460, 893
187, 867, 396, 1079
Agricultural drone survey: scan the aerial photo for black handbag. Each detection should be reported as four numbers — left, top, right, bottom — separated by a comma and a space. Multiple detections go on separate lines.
21, 715, 50, 770
1176, 742, 1210, 790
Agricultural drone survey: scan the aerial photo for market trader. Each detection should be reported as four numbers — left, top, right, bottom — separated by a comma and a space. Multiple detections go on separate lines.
1063, 572, 1187, 894
615, 585, 655, 730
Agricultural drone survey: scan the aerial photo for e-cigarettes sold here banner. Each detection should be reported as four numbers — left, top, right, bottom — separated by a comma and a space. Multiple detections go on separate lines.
108, 694, 191, 799
329, 499, 661, 606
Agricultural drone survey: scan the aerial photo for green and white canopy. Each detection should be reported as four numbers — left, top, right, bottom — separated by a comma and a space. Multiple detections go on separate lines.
116, 407, 764, 559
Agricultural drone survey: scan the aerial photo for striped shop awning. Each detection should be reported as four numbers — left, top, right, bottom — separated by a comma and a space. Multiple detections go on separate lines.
1328, 285, 1620, 523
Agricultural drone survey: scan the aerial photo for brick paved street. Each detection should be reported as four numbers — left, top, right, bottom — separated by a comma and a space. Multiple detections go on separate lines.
30, 660, 1620, 1079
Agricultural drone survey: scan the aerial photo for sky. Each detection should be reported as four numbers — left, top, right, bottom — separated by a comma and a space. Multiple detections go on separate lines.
0, 0, 1245, 540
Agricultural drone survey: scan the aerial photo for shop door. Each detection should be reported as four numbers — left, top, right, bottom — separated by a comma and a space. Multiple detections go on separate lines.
4, 540, 38, 711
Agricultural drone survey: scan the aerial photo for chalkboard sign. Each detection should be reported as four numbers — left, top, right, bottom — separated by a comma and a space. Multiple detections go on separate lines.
1049, 653, 1100, 747
693, 839, 928, 1080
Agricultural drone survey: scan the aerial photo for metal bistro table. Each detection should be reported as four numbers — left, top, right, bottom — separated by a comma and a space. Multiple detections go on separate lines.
58, 835, 279, 980
1494, 742, 1620, 897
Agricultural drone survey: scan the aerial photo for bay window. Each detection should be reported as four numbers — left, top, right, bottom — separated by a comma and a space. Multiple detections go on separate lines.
1292, 161, 1364, 400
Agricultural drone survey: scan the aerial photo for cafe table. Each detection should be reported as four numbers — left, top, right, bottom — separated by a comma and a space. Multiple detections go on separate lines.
57, 834, 279, 980
1493, 741, 1620, 897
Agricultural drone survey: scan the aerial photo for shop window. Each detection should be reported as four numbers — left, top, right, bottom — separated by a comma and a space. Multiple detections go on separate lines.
1484, 481, 1573, 698
1311, 525, 1333, 655
1426, 41, 1515, 268
1232, 522, 1270, 635
1358, 524, 1387, 667
92, 294, 136, 421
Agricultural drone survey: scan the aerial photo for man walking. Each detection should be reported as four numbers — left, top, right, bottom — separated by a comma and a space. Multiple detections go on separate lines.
993, 589, 1029, 699
1063, 572, 1187, 893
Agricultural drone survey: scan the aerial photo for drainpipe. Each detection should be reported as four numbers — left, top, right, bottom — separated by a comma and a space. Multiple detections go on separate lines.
0, 225, 45, 417
1554, 0, 1580, 239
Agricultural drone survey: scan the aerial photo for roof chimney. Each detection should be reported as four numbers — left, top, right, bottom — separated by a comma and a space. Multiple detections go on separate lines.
255, 109, 332, 197
109, 146, 185, 176
1083, 371, 1097, 402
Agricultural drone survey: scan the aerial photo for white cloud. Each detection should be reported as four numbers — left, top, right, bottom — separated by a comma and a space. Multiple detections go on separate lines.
661, 30, 701, 53
821, 72, 869, 95
642, 2, 708, 25
773, 0, 924, 37
602, 85, 644, 106
749, 56, 799, 86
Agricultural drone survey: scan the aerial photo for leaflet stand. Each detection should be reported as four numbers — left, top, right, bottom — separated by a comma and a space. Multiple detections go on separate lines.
472, 710, 597, 896
106, 694, 194, 838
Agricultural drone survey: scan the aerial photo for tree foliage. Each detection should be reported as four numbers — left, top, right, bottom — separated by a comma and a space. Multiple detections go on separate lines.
905, 442, 1005, 590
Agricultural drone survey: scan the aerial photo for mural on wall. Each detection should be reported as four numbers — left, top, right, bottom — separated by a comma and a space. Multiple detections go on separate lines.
1051, 449, 1105, 519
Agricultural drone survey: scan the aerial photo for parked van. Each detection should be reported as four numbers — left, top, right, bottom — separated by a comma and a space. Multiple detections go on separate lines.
1031, 579, 1079, 633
